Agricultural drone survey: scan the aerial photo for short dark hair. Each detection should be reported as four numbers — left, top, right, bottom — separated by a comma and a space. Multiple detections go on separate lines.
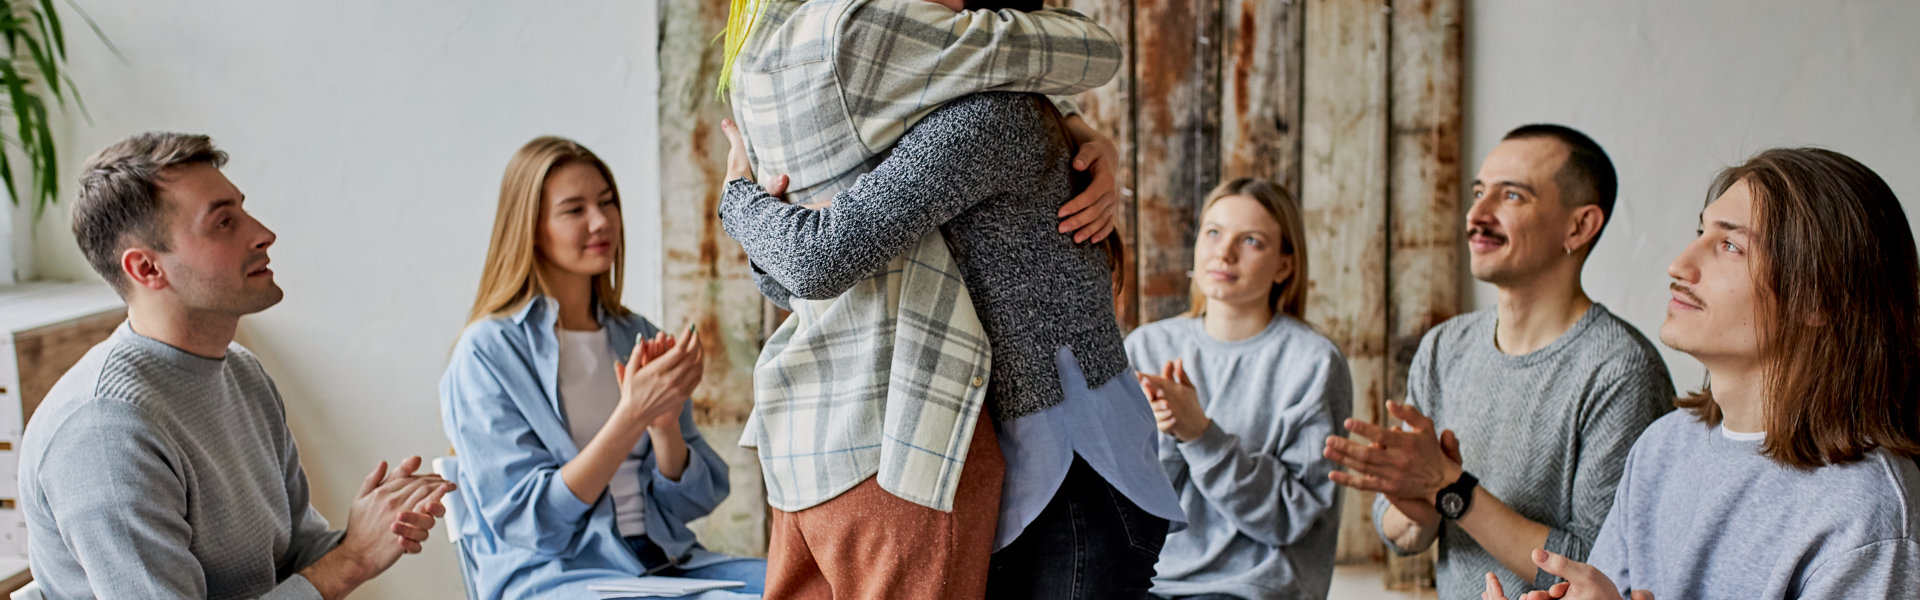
1677, 147, 1920, 469
73, 132, 228, 294
1503, 124, 1618, 246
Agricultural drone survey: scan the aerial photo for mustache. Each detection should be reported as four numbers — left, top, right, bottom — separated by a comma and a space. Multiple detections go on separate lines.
245, 255, 271, 273
1670, 282, 1706, 308
1466, 226, 1507, 242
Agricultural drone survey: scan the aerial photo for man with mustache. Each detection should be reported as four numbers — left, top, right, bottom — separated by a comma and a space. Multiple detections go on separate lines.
1323, 124, 1675, 599
20, 133, 451, 599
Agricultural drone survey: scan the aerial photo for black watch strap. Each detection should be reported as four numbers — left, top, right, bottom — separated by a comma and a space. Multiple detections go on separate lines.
1436, 471, 1479, 520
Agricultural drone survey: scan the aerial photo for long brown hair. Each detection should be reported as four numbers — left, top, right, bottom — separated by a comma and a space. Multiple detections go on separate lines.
1184, 178, 1308, 321
466, 137, 631, 324
1676, 148, 1920, 468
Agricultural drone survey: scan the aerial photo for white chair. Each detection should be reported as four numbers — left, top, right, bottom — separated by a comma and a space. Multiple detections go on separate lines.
432, 456, 480, 600
9, 580, 42, 600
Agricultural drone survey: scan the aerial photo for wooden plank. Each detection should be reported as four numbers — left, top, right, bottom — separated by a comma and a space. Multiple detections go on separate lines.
1055, 0, 1140, 329
16, 310, 124, 428
657, 0, 767, 558
1302, 0, 1391, 565
1219, 0, 1304, 192
1382, 0, 1464, 588
1134, 0, 1223, 323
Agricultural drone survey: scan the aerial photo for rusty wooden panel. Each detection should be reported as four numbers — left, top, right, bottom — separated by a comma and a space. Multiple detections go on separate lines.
16, 309, 125, 427
1056, 0, 1140, 329
1134, 0, 1223, 323
658, 0, 767, 557
1302, 0, 1391, 565
1383, 0, 1464, 588
1220, 0, 1303, 192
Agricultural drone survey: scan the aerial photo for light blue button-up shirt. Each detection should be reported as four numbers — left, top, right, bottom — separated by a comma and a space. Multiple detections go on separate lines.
994, 346, 1189, 549
440, 297, 737, 599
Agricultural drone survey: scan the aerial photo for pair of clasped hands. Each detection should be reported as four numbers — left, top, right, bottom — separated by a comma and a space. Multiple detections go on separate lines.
615, 324, 707, 432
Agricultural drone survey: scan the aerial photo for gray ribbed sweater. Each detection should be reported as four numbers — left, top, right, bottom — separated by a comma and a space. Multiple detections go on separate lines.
21, 324, 342, 599
720, 92, 1126, 421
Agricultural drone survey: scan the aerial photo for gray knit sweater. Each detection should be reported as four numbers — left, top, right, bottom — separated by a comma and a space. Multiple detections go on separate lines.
21, 324, 343, 599
1373, 304, 1674, 599
720, 92, 1125, 421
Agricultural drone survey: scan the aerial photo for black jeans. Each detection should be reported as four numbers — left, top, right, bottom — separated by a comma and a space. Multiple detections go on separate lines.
987, 456, 1170, 599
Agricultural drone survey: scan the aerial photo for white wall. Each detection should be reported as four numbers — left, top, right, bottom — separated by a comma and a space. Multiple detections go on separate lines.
39, 2, 664, 598
1465, 0, 1920, 391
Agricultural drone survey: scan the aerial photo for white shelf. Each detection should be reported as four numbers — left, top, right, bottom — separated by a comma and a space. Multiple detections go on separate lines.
0, 282, 124, 334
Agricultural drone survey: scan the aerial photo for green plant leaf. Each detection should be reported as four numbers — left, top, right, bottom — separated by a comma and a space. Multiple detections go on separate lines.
21, 34, 62, 104
38, 0, 65, 59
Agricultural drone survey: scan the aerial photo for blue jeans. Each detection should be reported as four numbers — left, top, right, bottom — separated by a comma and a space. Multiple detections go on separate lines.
623, 537, 768, 599
987, 456, 1170, 599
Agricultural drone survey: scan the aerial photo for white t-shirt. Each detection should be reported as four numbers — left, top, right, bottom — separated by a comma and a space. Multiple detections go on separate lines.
556, 328, 647, 537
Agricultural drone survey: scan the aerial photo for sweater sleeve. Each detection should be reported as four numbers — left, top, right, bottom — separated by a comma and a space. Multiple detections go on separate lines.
1534, 362, 1673, 587
1797, 539, 1920, 599
719, 94, 1052, 300
1374, 329, 1444, 554
1177, 353, 1351, 547
1583, 444, 1638, 594
264, 373, 346, 582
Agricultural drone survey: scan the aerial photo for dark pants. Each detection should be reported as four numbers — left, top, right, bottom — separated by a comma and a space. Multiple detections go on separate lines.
987, 456, 1170, 600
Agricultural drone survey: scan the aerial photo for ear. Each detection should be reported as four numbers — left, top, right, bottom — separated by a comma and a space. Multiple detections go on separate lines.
120, 247, 168, 292
1272, 253, 1296, 288
1566, 204, 1606, 255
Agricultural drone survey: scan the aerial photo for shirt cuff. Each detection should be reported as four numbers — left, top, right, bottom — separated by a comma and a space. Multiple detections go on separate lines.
1537, 527, 1588, 588
1372, 494, 1423, 557
1175, 420, 1234, 460
652, 446, 710, 493
1048, 95, 1082, 117
542, 471, 596, 521
720, 178, 767, 214
260, 574, 324, 600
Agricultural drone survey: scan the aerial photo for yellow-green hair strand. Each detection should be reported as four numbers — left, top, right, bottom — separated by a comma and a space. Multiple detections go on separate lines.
717, 0, 764, 97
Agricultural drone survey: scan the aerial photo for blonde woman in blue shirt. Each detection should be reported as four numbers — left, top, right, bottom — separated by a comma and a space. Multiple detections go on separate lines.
440, 137, 764, 599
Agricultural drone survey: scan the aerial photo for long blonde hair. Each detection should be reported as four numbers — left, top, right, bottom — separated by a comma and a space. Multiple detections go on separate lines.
467, 137, 631, 324
1184, 177, 1308, 320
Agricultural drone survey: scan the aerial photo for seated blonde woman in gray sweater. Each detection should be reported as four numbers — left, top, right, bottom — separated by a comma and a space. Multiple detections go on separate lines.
1128, 179, 1352, 600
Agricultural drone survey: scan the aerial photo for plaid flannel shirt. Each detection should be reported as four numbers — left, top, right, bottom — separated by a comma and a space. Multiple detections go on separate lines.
727, 0, 1121, 511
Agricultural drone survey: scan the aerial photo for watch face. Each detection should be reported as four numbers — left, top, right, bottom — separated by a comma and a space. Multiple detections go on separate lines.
1441, 494, 1464, 517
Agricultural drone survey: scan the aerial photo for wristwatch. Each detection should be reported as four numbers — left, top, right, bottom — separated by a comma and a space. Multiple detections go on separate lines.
1436, 471, 1479, 520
